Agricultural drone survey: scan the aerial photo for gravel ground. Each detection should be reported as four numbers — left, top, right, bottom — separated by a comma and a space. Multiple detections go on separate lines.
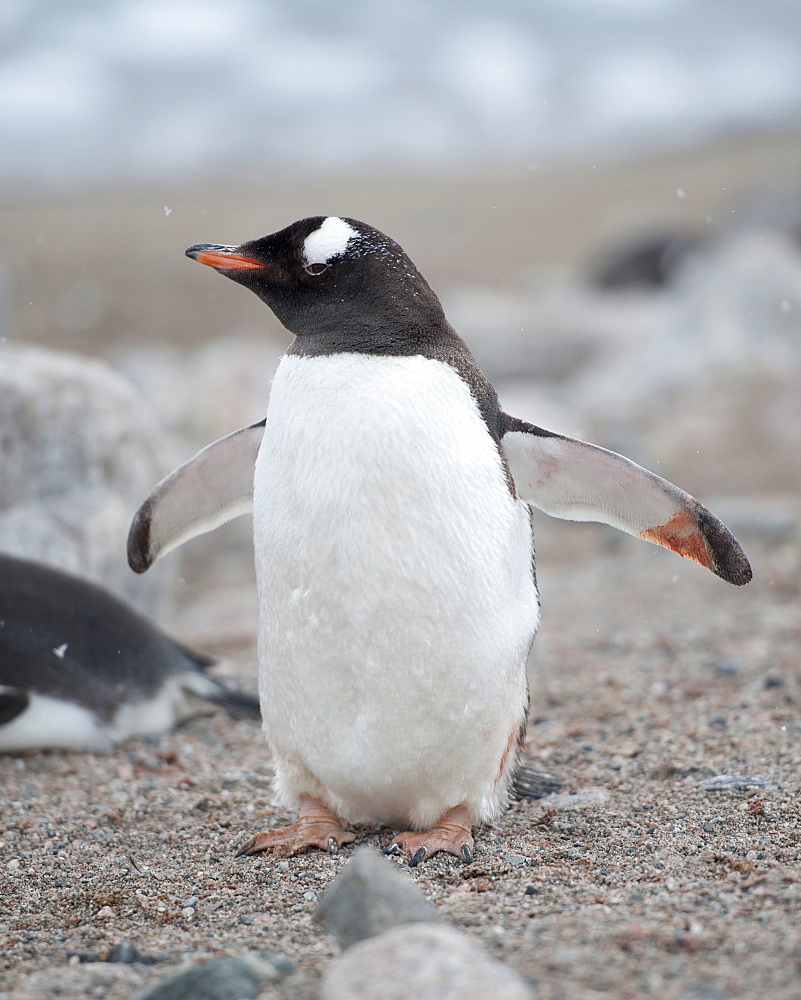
2, 516, 799, 1000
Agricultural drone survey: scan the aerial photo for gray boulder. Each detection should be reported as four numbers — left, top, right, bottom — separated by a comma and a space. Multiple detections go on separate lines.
0, 344, 170, 617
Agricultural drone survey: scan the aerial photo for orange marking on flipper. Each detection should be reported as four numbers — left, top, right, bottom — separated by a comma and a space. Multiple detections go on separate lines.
638, 508, 713, 570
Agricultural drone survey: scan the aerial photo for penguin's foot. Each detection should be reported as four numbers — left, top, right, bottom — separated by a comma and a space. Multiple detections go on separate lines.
384, 804, 474, 867
235, 795, 356, 858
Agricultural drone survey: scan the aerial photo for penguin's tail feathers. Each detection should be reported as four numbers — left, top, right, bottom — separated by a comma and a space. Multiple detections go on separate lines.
511, 763, 562, 800
181, 672, 261, 721
204, 681, 261, 720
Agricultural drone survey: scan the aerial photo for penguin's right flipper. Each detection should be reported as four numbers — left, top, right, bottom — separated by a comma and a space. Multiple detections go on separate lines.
128, 420, 265, 573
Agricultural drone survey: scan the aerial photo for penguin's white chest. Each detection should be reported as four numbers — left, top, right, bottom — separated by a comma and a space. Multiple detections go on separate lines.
253, 352, 538, 828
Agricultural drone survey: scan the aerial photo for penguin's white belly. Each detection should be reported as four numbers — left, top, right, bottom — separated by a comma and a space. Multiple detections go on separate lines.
254, 353, 538, 828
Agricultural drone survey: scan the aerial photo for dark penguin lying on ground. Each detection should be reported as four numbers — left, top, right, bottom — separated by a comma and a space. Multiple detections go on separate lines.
0, 554, 259, 753
129, 216, 751, 866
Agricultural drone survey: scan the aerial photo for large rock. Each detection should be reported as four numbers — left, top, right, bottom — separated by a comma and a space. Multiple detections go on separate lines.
314, 847, 440, 949
322, 922, 534, 1000
0, 344, 170, 617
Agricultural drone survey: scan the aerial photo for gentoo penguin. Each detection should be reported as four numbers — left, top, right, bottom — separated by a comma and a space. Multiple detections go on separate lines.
0, 554, 259, 753
128, 216, 751, 865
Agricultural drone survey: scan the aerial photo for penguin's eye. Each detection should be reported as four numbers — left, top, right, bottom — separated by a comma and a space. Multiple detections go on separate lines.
304, 261, 329, 276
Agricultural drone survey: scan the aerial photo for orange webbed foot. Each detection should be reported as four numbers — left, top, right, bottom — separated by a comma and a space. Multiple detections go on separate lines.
236, 796, 356, 858
384, 805, 474, 867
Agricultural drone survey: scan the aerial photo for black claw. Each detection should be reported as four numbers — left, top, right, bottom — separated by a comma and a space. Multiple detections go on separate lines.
409, 846, 427, 868
461, 843, 473, 864
235, 841, 253, 858
383, 843, 401, 856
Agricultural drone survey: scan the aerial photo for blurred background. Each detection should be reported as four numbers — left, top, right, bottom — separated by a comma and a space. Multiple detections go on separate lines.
1, 0, 799, 645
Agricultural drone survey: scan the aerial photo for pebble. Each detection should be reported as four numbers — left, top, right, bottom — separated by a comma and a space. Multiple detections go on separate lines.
314, 847, 439, 950
132, 954, 292, 1000
106, 941, 165, 965
698, 775, 781, 792
709, 659, 741, 676
537, 786, 610, 811
322, 922, 533, 1000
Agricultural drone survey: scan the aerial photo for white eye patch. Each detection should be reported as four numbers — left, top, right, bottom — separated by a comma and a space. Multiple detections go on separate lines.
302, 217, 358, 266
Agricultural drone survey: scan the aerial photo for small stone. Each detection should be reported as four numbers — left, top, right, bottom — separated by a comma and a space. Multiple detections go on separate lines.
709, 660, 741, 676
678, 983, 724, 1000
698, 774, 781, 792
106, 941, 165, 965
7, 858, 20, 869
95, 906, 115, 920
504, 854, 530, 867
314, 847, 440, 950
322, 922, 533, 1000
537, 786, 610, 810
132, 954, 291, 1000
237, 915, 252, 925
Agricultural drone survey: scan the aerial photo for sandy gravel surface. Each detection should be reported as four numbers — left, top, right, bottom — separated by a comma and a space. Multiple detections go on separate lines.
2, 517, 798, 1000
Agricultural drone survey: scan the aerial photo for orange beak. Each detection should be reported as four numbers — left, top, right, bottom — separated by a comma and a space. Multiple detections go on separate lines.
185, 244, 263, 270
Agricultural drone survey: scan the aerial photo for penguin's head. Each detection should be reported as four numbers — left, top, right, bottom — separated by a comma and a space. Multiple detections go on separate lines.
186, 216, 448, 348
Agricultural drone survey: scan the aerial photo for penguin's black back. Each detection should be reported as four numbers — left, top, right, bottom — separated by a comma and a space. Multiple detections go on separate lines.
0, 554, 213, 719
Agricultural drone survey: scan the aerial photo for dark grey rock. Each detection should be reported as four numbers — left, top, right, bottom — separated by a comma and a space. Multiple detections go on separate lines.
314, 847, 439, 950
322, 923, 533, 1000
132, 954, 291, 1000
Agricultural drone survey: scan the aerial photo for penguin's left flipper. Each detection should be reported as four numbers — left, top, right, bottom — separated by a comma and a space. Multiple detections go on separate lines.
501, 414, 752, 586
128, 420, 265, 573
